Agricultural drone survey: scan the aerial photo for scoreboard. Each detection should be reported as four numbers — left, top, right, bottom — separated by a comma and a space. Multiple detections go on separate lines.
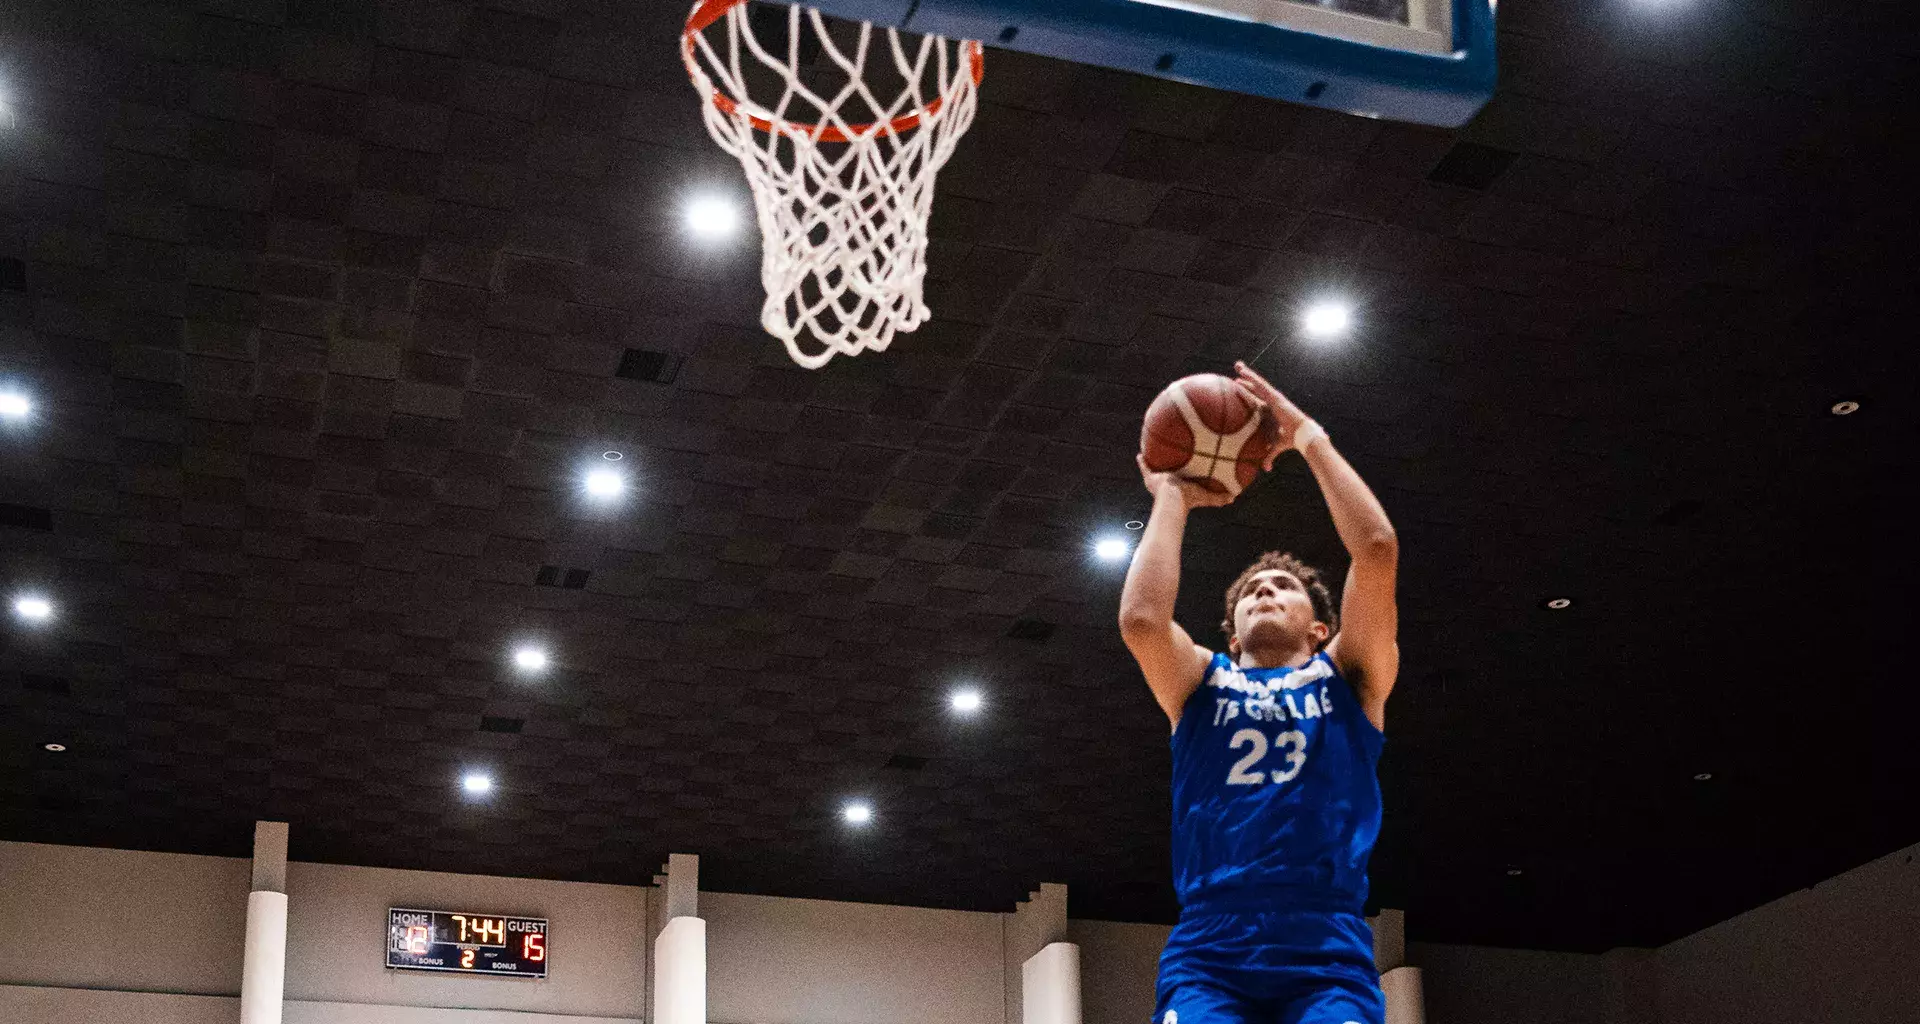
386, 908, 548, 978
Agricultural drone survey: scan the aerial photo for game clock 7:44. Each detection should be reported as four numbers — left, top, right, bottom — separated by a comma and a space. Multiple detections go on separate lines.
386, 908, 548, 978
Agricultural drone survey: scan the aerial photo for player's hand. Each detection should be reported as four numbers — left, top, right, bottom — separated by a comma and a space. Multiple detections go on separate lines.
1233, 361, 1312, 470
1137, 455, 1235, 509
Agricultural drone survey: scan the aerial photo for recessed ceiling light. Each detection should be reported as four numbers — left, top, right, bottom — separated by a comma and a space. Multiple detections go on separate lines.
12, 595, 53, 623
1302, 302, 1352, 338
1830, 400, 1860, 416
950, 688, 984, 714
1693, 772, 1713, 782
1093, 536, 1131, 562
513, 647, 549, 672
584, 467, 626, 499
602, 450, 624, 461
1124, 520, 1145, 531
842, 800, 873, 825
1505, 867, 1524, 877
462, 772, 493, 796
43, 743, 66, 752
1543, 597, 1572, 610
685, 195, 740, 239
0, 391, 31, 421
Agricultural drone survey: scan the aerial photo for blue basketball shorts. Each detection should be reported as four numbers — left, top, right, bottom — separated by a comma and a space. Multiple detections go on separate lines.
1152, 910, 1384, 1024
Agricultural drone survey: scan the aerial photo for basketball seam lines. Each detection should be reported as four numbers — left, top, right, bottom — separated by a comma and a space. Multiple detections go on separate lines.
1166, 385, 1264, 495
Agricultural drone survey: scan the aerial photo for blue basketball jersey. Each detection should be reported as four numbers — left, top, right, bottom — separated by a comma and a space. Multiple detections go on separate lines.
1169, 650, 1385, 914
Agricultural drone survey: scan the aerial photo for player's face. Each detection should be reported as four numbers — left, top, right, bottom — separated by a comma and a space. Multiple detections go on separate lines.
1233, 570, 1319, 647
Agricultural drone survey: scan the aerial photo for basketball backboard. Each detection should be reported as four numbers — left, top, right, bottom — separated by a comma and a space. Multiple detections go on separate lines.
791, 0, 1496, 127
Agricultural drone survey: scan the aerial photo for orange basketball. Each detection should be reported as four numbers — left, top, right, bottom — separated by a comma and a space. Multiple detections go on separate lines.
1140, 374, 1280, 497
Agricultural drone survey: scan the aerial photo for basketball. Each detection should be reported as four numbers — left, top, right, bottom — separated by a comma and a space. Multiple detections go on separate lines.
1140, 373, 1281, 497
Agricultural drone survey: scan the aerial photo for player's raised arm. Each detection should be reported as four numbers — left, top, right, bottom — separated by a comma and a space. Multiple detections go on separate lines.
1234, 362, 1400, 726
1119, 457, 1227, 727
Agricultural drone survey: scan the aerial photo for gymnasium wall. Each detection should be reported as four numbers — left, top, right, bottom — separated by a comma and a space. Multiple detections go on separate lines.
6, 836, 1917, 1024
1407, 838, 1920, 1024
0, 837, 1281, 1024
282, 860, 648, 1019
0, 841, 248, 995
1408, 944, 1657, 1024
1068, 918, 1173, 1024
0, 838, 1105, 1024
0, 836, 1464, 1024
0, 840, 648, 1024
0, 988, 240, 1024
703, 891, 1005, 1024
1651, 838, 1920, 1024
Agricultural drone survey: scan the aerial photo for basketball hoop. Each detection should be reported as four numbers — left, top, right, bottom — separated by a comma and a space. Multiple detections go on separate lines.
682, 1, 984, 368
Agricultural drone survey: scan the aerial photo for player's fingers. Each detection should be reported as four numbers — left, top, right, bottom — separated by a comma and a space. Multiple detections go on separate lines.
1238, 372, 1282, 411
1231, 380, 1265, 408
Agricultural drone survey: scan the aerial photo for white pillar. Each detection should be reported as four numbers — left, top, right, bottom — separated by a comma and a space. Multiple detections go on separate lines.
1382, 965, 1426, 1024
1023, 941, 1082, 1024
240, 822, 289, 1024
652, 916, 706, 1024
651, 853, 704, 1024
1005, 883, 1070, 1024
241, 891, 289, 1024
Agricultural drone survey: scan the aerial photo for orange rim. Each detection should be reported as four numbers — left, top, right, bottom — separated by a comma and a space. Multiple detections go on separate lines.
683, 0, 984, 144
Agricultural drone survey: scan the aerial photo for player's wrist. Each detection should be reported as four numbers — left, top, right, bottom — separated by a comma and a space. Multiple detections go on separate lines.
1151, 480, 1190, 509
1292, 419, 1329, 454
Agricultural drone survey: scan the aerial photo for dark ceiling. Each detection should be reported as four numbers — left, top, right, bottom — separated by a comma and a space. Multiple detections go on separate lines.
3, 0, 1917, 953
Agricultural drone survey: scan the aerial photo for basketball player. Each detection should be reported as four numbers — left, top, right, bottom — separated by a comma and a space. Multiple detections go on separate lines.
1120, 361, 1399, 1024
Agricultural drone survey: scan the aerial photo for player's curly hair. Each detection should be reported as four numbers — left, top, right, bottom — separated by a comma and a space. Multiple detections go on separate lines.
1221, 551, 1337, 648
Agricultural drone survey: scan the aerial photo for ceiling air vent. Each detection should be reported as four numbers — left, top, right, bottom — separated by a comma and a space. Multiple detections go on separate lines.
535, 565, 591, 588
1007, 618, 1056, 642
1654, 499, 1704, 526
616, 348, 684, 384
0, 502, 53, 531
1426, 142, 1518, 190
480, 716, 525, 734
21, 673, 71, 694
885, 753, 929, 771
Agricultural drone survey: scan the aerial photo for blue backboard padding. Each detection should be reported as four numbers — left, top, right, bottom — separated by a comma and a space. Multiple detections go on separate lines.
793, 0, 1495, 128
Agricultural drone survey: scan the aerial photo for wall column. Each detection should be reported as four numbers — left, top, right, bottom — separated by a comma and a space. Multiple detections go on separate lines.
651, 853, 704, 1024
1023, 940, 1082, 1024
240, 821, 289, 1024
1374, 909, 1423, 1024
1006, 883, 1078, 1024
1373, 908, 1406, 972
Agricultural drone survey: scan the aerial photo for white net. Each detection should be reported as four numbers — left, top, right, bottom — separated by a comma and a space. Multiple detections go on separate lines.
682, 1, 983, 368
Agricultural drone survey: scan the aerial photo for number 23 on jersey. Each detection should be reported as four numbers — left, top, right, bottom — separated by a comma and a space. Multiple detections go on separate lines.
1226, 728, 1308, 786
